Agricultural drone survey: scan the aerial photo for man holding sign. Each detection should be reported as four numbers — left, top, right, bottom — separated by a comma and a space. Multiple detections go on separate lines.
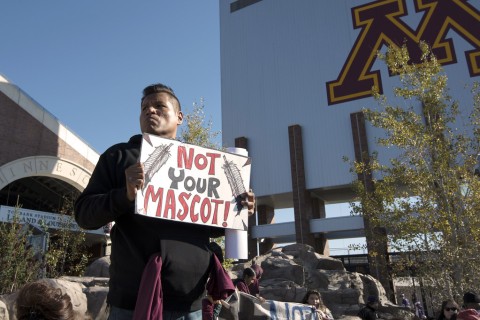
75, 83, 255, 320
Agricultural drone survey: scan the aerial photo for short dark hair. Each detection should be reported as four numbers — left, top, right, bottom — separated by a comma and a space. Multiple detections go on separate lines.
208, 241, 224, 264
243, 267, 256, 279
367, 295, 378, 305
464, 292, 480, 304
141, 83, 181, 112
16, 280, 77, 320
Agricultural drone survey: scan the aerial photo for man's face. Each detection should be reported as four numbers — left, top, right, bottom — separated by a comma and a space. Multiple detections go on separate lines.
140, 92, 183, 138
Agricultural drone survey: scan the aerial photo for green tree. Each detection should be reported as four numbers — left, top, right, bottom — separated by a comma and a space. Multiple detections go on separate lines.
0, 206, 40, 294
179, 98, 221, 150
43, 196, 90, 278
0, 195, 90, 293
351, 42, 480, 302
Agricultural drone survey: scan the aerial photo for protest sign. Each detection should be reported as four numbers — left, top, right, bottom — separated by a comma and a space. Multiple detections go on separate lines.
135, 133, 251, 231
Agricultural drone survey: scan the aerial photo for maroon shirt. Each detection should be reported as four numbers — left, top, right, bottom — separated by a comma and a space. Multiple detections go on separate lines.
235, 279, 251, 295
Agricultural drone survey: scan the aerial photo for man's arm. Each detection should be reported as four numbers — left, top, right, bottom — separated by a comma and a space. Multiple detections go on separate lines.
75, 152, 133, 230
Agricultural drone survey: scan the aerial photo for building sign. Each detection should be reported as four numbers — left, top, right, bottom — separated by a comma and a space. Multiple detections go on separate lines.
0, 205, 107, 235
0, 156, 91, 190
327, 0, 480, 105
136, 134, 251, 230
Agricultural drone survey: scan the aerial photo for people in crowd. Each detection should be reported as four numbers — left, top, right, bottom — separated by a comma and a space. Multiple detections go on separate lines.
357, 295, 379, 320
208, 242, 225, 264
401, 293, 411, 308
202, 242, 235, 320
249, 263, 263, 297
437, 299, 459, 320
302, 289, 334, 320
16, 280, 85, 320
457, 292, 480, 320
74, 83, 256, 320
235, 267, 257, 295
414, 301, 427, 319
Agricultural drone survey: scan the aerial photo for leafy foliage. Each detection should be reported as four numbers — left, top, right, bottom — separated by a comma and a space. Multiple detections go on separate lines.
179, 98, 221, 150
0, 206, 40, 294
0, 196, 90, 293
351, 42, 480, 302
43, 197, 90, 278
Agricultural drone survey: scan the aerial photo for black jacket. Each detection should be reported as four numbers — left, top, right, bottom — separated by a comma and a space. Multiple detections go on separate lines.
358, 305, 378, 320
75, 135, 222, 311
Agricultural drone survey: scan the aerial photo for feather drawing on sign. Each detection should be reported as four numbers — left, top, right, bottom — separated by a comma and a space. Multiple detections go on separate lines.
222, 155, 246, 215
142, 143, 174, 194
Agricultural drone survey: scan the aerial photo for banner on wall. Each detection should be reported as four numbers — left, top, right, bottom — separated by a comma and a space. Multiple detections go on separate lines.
135, 133, 251, 231
0, 205, 108, 235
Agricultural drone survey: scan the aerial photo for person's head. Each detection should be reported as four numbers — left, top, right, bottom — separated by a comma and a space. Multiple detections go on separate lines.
439, 299, 459, 320
16, 280, 77, 320
367, 295, 379, 310
251, 263, 263, 280
140, 83, 183, 138
457, 309, 480, 320
302, 290, 324, 309
208, 241, 224, 264
463, 292, 480, 310
242, 267, 256, 286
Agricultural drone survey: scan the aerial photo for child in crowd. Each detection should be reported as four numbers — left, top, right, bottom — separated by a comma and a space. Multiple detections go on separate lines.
302, 289, 334, 320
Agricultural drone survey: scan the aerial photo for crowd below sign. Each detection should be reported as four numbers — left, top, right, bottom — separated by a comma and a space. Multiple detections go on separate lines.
4, 242, 465, 319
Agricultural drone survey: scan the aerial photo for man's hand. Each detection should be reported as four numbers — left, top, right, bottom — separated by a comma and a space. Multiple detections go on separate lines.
241, 189, 256, 216
125, 162, 144, 201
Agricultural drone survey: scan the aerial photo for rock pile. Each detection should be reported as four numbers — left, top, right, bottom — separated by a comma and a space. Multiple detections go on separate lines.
0, 243, 414, 320
230, 244, 413, 319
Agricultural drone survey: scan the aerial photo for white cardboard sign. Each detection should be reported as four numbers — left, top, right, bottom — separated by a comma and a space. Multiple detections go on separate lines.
135, 134, 251, 231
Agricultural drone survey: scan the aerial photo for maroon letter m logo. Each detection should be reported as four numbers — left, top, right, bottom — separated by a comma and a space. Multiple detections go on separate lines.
326, 0, 480, 105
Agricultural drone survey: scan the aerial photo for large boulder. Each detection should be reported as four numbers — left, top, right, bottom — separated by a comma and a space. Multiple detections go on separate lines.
230, 244, 414, 319
282, 243, 345, 271
61, 276, 109, 320
84, 256, 110, 278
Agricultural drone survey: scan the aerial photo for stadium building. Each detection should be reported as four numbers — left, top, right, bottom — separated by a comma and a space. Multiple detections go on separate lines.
220, 0, 480, 296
